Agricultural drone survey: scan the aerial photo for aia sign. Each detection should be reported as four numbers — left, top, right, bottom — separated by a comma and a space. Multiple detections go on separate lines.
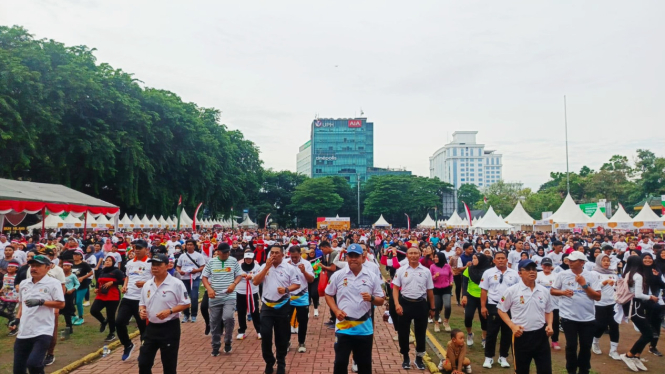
348, 120, 362, 128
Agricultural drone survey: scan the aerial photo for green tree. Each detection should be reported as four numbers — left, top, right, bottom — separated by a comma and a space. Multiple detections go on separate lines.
457, 184, 483, 212
477, 181, 529, 216
289, 178, 343, 226
251, 170, 308, 228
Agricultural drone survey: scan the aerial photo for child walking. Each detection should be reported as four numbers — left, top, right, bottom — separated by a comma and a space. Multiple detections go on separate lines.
0, 260, 20, 335
62, 261, 80, 339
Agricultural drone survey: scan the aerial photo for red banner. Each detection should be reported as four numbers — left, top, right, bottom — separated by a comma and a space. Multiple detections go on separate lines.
348, 119, 362, 128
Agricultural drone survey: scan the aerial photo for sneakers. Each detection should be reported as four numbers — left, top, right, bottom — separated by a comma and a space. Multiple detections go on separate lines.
277, 364, 286, 374
592, 343, 602, 355
465, 364, 473, 373
498, 357, 510, 368
100, 319, 108, 333
43, 354, 55, 366
8, 329, 18, 337
483, 358, 494, 369
633, 358, 647, 371
428, 317, 433, 323
466, 333, 474, 346
291, 326, 298, 334
393, 335, 399, 341
265, 364, 274, 374
257, 333, 262, 340
434, 324, 440, 332
211, 349, 220, 357
414, 357, 426, 370
298, 344, 306, 353
204, 325, 210, 336
649, 346, 663, 357
83, 301, 90, 307
551, 342, 561, 350
621, 354, 639, 372
443, 321, 451, 331
73, 317, 84, 326
609, 351, 621, 360
224, 343, 232, 354
182, 316, 189, 323
237, 333, 246, 340
481, 339, 486, 349
122, 343, 135, 361
409, 335, 415, 343
352, 361, 358, 372
314, 309, 319, 317
402, 359, 411, 370
104, 333, 116, 342
438, 317, 442, 323
191, 316, 197, 323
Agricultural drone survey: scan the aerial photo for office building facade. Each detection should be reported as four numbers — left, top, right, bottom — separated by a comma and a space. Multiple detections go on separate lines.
296, 140, 312, 177
429, 131, 502, 191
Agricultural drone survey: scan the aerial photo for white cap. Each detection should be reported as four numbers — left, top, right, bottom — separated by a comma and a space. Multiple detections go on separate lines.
243, 252, 255, 259
568, 251, 587, 262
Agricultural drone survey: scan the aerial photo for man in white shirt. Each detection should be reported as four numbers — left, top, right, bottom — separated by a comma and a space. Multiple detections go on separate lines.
286, 246, 314, 353
165, 235, 180, 256
507, 239, 525, 270
11, 255, 65, 374
175, 240, 206, 322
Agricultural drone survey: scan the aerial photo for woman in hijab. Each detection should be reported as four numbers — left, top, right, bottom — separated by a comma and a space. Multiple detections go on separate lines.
554, 253, 569, 275
430, 251, 453, 332
641, 252, 665, 356
461, 253, 491, 347
89, 256, 125, 342
590, 253, 620, 359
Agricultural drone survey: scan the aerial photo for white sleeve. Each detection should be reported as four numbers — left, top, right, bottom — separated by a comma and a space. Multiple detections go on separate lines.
633, 274, 651, 301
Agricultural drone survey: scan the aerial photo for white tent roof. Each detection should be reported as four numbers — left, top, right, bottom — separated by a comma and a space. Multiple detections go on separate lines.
446, 211, 463, 227
609, 205, 633, 223
503, 201, 534, 226
180, 209, 193, 226
119, 214, 133, 228
150, 216, 160, 228
633, 203, 661, 223
548, 194, 591, 224
140, 215, 151, 228
165, 216, 175, 228
461, 217, 469, 226
28, 214, 65, 230
417, 213, 436, 228
239, 216, 257, 227
158, 216, 167, 228
62, 214, 83, 229
590, 208, 609, 224
83, 212, 98, 228
473, 206, 514, 230
373, 214, 391, 227
96, 214, 112, 228
131, 215, 142, 227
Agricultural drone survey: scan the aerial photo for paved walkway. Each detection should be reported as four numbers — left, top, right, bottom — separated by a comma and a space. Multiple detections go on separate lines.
72, 305, 429, 374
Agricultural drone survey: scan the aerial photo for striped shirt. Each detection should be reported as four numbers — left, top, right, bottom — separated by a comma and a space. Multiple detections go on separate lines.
202, 256, 241, 305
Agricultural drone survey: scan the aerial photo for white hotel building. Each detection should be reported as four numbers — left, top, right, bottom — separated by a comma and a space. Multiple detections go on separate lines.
429, 131, 502, 191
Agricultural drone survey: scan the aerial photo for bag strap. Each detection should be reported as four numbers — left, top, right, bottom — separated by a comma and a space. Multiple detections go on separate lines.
185, 252, 201, 268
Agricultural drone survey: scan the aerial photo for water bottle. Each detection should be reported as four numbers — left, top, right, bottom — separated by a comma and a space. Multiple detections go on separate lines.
102, 345, 110, 358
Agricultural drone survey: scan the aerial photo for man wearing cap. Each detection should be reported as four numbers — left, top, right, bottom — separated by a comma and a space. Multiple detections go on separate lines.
116, 239, 152, 362
176, 240, 206, 323
253, 244, 301, 374
325, 239, 385, 374
551, 251, 601, 374
11, 255, 65, 374
202, 242, 242, 356
138, 253, 191, 374
498, 259, 554, 374
480, 251, 519, 369
536, 257, 561, 350
286, 245, 315, 353
392, 246, 435, 370
236, 250, 262, 340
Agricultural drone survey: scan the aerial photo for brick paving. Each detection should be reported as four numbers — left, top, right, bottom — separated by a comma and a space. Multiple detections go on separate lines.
71, 305, 428, 374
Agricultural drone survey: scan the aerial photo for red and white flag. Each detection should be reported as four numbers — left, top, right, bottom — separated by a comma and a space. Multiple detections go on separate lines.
463, 201, 473, 227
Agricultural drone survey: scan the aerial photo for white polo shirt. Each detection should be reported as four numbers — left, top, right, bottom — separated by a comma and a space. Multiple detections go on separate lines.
325, 266, 384, 335
545, 251, 564, 267
363, 260, 383, 280
286, 257, 314, 296
176, 251, 206, 280
139, 274, 190, 323
498, 280, 553, 332
124, 257, 152, 300
536, 271, 559, 308
392, 263, 433, 300
507, 250, 523, 270
17, 276, 65, 339
258, 261, 300, 309
592, 271, 618, 307
237, 262, 261, 295
480, 267, 519, 305
552, 269, 600, 322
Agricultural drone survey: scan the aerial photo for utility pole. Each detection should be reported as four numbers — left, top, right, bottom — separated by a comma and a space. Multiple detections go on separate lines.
357, 174, 361, 227
564, 95, 570, 194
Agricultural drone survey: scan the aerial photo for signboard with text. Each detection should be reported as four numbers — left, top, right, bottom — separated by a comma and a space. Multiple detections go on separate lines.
348, 119, 362, 128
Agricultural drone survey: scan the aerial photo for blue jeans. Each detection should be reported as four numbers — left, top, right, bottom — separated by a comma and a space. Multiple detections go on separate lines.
181, 277, 201, 318
75, 288, 87, 318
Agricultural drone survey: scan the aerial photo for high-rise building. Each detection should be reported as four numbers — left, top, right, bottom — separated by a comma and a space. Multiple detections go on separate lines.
296, 117, 410, 185
429, 131, 502, 191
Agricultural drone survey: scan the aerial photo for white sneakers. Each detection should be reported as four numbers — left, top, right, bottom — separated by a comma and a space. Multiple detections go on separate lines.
434, 324, 440, 332
442, 321, 451, 331
483, 358, 493, 369
465, 364, 473, 373
498, 357, 510, 368
352, 361, 358, 372
297, 344, 306, 353
633, 358, 647, 371
236, 333, 245, 340
257, 333, 262, 340
314, 309, 319, 317
609, 351, 621, 360
428, 318, 433, 323
466, 333, 474, 346
592, 343, 602, 355
621, 354, 639, 372
291, 326, 299, 334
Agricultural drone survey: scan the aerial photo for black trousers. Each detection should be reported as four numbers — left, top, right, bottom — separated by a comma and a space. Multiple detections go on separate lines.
115, 298, 146, 348
90, 299, 120, 334
201, 292, 209, 327
334, 334, 373, 374
551, 309, 560, 343
453, 274, 463, 304
398, 296, 428, 357
260, 304, 292, 369
464, 294, 487, 330
138, 319, 180, 374
561, 318, 595, 374
13, 335, 52, 374
649, 304, 665, 348
513, 326, 552, 374
236, 292, 261, 334
308, 277, 320, 308
388, 288, 400, 332
593, 304, 619, 342
292, 305, 309, 344
485, 304, 511, 358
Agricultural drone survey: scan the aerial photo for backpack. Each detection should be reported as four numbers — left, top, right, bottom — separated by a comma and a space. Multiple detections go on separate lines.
614, 277, 634, 305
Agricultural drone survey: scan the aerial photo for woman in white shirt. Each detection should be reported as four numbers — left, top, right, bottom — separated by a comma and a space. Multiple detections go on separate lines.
590, 254, 620, 360
620, 255, 657, 371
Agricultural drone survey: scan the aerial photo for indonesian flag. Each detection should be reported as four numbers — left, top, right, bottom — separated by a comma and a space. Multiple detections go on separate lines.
404, 213, 410, 230
463, 201, 473, 227
483, 196, 488, 204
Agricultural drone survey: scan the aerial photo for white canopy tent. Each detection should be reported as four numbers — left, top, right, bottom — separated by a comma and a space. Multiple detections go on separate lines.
179, 209, 193, 229
239, 216, 257, 228
140, 215, 151, 228
118, 214, 134, 229
149, 216, 160, 228
446, 211, 464, 228
28, 214, 65, 230
607, 204, 634, 229
417, 213, 436, 228
95, 214, 112, 229
372, 214, 392, 228
158, 216, 167, 229
589, 209, 609, 228
165, 216, 175, 229
83, 212, 98, 229
548, 194, 591, 229
472, 206, 514, 231
632, 203, 663, 229
62, 214, 83, 229
131, 215, 142, 228
503, 201, 534, 226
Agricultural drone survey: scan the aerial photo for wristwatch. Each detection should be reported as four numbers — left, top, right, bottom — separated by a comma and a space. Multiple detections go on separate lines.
430, 308, 436, 311
370, 296, 375, 302
169, 308, 173, 315
581, 284, 589, 289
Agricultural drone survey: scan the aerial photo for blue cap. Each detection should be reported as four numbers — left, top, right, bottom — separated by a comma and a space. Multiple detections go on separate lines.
347, 243, 363, 255
518, 259, 536, 270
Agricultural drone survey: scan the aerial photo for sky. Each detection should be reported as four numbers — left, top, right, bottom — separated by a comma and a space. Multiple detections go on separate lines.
2, 0, 664, 189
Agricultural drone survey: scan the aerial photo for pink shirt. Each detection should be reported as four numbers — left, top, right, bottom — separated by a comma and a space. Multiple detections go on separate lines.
430, 263, 454, 289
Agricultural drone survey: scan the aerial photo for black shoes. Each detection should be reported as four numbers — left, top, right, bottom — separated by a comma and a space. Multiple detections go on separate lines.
402, 359, 411, 370
211, 349, 220, 357
100, 319, 108, 333
415, 357, 426, 370
104, 333, 116, 342
43, 354, 55, 366
650, 346, 663, 357
224, 343, 232, 354
264, 364, 274, 374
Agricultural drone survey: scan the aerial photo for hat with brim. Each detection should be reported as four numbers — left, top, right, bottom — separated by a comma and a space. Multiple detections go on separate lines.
244, 252, 254, 259
28, 255, 52, 266
148, 253, 169, 264
568, 251, 587, 262
518, 259, 537, 270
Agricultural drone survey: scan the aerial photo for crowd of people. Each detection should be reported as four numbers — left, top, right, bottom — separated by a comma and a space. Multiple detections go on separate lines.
1, 227, 664, 374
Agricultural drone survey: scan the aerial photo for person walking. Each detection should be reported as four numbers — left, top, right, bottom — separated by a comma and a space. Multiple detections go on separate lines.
325, 243, 385, 374
71, 250, 93, 326
175, 240, 205, 323
497, 259, 554, 374
430, 251, 453, 332
253, 245, 300, 374
536, 258, 562, 351
235, 251, 261, 340
393, 246, 435, 370
306, 247, 322, 317
551, 251, 601, 374
89, 256, 125, 342
137, 253, 191, 374
590, 252, 621, 360
462, 253, 490, 348
201, 243, 242, 356
286, 245, 315, 353
11, 255, 65, 374
480, 251, 519, 369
